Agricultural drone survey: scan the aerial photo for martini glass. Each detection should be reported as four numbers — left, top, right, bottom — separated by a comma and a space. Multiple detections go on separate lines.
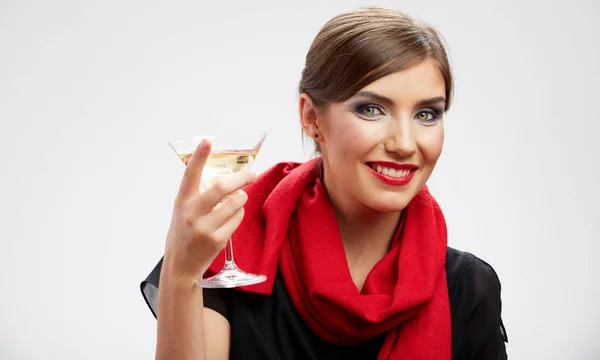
168, 132, 268, 288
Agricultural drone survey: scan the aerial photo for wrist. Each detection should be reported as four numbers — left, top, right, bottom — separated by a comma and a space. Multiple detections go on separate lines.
160, 256, 204, 291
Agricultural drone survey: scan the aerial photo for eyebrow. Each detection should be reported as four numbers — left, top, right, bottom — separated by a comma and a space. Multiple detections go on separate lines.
353, 91, 446, 109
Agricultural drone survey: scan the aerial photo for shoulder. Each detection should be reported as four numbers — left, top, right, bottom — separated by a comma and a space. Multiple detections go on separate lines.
445, 247, 503, 293
445, 246, 505, 312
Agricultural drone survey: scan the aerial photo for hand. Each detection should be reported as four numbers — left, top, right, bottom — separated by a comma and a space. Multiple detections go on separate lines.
161, 139, 256, 287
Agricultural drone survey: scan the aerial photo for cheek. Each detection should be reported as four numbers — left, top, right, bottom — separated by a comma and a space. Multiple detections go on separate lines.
419, 126, 444, 163
327, 114, 377, 153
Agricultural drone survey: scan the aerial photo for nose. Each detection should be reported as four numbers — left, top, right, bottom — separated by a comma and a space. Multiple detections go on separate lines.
383, 118, 417, 157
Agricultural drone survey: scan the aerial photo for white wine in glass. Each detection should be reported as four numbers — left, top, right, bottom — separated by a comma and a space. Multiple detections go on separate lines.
168, 133, 268, 288
176, 151, 256, 189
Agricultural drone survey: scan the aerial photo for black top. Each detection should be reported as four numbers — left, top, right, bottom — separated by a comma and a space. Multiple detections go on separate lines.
141, 247, 508, 360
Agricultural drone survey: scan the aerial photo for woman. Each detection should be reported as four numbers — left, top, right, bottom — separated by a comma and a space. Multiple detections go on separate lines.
141, 7, 508, 360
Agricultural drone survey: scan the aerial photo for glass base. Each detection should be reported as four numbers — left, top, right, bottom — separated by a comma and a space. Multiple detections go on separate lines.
198, 267, 267, 288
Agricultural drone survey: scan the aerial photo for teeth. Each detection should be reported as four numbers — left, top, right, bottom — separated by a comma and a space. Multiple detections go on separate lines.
370, 164, 412, 178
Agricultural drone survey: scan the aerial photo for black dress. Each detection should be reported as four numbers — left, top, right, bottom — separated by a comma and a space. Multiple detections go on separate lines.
141, 247, 508, 359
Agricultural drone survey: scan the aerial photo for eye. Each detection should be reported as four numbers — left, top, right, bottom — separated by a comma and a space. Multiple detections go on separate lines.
354, 104, 385, 120
414, 108, 442, 125
416, 111, 433, 121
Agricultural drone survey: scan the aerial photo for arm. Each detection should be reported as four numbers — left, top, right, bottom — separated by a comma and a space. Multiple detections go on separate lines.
156, 270, 230, 360
458, 257, 508, 360
154, 139, 254, 360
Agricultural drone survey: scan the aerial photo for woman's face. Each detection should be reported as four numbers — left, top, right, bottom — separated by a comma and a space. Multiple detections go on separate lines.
315, 59, 446, 214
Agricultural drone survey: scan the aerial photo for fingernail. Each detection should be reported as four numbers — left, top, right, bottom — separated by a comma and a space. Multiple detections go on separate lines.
198, 139, 209, 150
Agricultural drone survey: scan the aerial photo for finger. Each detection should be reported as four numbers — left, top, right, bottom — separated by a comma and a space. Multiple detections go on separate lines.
177, 139, 211, 201
195, 170, 255, 213
201, 189, 248, 231
212, 207, 245, 242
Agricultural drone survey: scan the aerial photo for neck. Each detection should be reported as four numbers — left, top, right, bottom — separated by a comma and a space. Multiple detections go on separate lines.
321, 163, 402, 289
333, 199, 401, 257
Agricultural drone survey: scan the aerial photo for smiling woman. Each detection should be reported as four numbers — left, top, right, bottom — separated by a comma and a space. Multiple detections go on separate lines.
303, 60, 447, 215
141, 6, 509, 360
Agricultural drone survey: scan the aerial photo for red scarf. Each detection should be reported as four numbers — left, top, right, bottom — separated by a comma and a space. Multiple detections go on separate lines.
205, 158, 451, 359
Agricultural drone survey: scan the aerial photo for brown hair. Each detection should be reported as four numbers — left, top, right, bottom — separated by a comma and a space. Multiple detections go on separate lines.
299, 7, 453, 152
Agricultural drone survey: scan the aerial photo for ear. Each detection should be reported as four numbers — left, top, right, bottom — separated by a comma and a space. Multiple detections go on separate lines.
299, 93, 323, 142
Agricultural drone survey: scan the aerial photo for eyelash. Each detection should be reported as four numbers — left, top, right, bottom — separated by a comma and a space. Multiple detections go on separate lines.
354, 103, 386, 119
415, 108, 443, 124
353, 103, 444, 124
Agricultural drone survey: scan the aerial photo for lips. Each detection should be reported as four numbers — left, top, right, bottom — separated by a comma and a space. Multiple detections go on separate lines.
365, 161, 418, 186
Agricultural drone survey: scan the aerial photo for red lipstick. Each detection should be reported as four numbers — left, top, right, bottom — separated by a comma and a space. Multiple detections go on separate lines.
365, 162, 418, 186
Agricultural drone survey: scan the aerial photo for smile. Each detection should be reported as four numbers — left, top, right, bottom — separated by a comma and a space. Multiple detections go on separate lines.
365, 162, 418, 186
370, 164, 411, 178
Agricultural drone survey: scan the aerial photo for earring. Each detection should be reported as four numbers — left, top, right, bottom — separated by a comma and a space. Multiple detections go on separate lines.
314, 134, 319, 138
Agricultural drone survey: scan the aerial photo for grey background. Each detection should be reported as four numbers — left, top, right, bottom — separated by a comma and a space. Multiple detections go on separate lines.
1, 0, 599, 358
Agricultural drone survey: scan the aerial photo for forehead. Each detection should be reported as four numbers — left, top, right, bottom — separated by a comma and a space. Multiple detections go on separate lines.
358, 59, 446, 104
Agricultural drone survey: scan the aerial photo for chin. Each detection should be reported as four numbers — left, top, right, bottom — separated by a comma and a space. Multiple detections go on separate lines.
364, 196, 412, 213
357, 171, 428, 212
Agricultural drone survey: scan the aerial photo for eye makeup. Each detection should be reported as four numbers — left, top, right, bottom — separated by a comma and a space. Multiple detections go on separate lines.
352, 102, 387, 120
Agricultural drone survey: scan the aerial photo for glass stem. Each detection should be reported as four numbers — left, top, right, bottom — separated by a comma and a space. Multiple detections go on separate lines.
223, 238, 237, 270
